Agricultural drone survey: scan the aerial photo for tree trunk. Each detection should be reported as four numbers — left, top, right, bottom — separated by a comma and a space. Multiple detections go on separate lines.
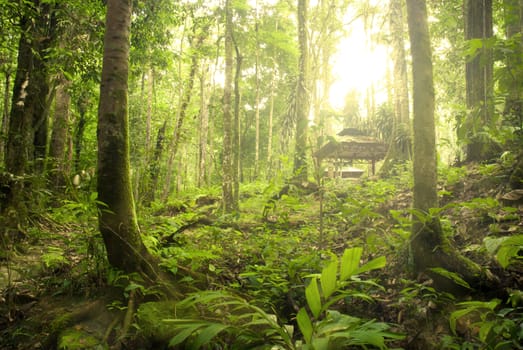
464, 0, 494, 162
48, 76, 71, 191
97, 0, 159, 281
503, 0, 523, 129
407, 0, 483, 292
0, 70, 11, 165
74, 95, 88, 173
222, 0, 235, 213
162, 27, 205, 201
293, 0, 309, 182
267, 71, 275, 180
254, 5, 260, 180
197, 69, 210, 187
505, 0, 523, 189
4, 13, 36, 222
233, 40, 242, 209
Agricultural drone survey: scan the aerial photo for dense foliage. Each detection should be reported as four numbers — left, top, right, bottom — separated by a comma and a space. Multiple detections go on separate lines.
0, 0, 522, 349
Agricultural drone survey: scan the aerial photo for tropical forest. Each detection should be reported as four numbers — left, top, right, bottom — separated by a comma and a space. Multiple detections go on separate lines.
0, 0, 522, 349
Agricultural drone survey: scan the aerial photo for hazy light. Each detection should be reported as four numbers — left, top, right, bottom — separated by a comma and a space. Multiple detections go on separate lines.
329, 14, 389, 110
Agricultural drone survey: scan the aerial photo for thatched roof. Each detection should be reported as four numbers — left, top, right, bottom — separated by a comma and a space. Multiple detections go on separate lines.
314, 129, 387, 160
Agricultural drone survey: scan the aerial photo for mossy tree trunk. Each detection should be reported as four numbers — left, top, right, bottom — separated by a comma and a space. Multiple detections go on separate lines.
406, 0, 483, 291
97, 0, 160, 281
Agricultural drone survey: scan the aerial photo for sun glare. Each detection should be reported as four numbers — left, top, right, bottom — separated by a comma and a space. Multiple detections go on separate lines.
329, 19, 390, 111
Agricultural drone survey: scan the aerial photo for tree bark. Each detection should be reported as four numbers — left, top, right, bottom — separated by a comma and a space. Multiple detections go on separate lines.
97, 0, 159, 281
48, 76, 71, 191
0, 70, 11, 165
197, 69, 210, 187
464, 0, 494, 162
407, 0, 483, 292
233, 39, 242, 209
293, 0, 309, 182
222, 0, 235, 213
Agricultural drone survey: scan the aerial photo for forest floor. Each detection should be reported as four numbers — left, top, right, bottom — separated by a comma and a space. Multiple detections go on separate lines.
0, 163, 522, 349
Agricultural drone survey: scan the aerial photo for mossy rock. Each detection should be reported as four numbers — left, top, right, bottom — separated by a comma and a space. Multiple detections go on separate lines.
57, 328, 107, 350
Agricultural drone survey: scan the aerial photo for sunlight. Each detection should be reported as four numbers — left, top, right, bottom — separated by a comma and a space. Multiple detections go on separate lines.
329, 17, 390, 111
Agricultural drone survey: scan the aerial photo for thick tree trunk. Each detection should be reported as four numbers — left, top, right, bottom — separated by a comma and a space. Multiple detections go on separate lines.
293, 0, 309, 182
407, 0, 483, 292
4, 14, 35, 222
97, 0, 159, 281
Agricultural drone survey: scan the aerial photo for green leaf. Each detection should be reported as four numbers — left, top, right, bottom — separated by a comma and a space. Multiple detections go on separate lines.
340, 247, 362, 281
321, 258, 338, 299
496, 235, 523, 268
168, 323, 204, 347
193, 323, 230, 349
297, 308, 313, 344
311, 337, 329, 350
306, 278, 322, 318
353, 256, 386, 275
478, 320, 495, 343
429, 267, 472, 290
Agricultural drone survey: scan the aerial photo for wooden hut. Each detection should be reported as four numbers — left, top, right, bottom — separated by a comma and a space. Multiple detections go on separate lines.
314, 128, 387, 177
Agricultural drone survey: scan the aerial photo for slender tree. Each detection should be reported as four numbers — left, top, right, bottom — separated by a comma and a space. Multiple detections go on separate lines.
293, 0, 309, 181
505, 0, 523, 189
222, 0, 236, 213
97, 0, 160, 281
407, 0, 483, 291
464, 0, 494, 162
48, 74, 71, 191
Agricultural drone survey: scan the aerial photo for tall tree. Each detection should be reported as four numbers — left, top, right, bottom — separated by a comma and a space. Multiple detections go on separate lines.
97, 0, 160, 280
48, 74, 71, 191
505, 0, 523, 189
293, 0, 309, 181
3, 1, 56, 222
162, 22, 207, 201
406, 0, 482, 290
222, 0, 236, 213
464, 0, 494, 162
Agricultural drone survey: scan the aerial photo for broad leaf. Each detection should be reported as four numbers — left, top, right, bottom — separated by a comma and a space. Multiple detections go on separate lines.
321, 258, 338, 299
297, 308, 313, 344
353, 256, 386, 275
340, 247, 362, 281
193, 323, 230, 349
306, 278, 322, 318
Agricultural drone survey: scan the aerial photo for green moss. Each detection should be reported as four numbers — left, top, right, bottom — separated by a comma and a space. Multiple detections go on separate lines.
50, 314, 74, 334
136, 301, 179, 343
58, 328, 107, 350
